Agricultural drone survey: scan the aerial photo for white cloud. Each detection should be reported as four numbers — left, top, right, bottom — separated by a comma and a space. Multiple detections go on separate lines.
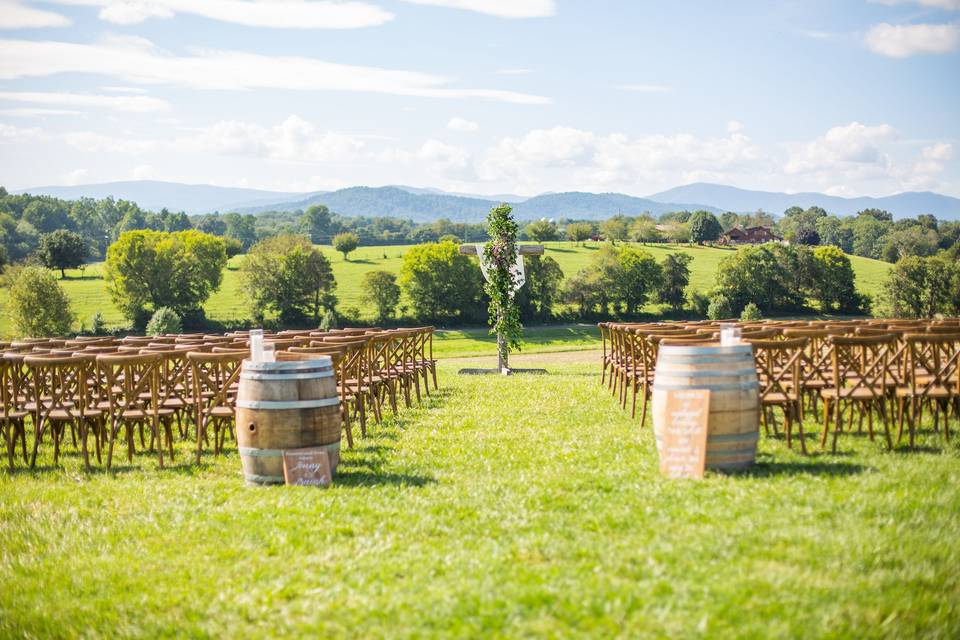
0, 107, 82, 116
416, 139, 469, 172
922, 141, 953, 161
101, 86, 148, 94
0, 37, 551, 104
872, 0, 960, 10
130, 164, 156, 180
785, 122, 896, 175
0, 91, 169, 112
0, 1, 71, 29
447, 117, 479, 132
63, 168, 89, 185
616, 84, 671, 93
399, 0, 555, 18
63, 130, 158, 153
0, 122, 42, 140
45, 0, 394, 29
864, 22, 960, 57
726, 120, 744, 134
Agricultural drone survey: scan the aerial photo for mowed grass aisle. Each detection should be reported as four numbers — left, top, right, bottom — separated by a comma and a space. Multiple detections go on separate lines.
2, 353, 959, 637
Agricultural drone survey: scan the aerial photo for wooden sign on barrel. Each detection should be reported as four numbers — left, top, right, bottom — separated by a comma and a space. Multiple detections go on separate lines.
283, 448, 333, 487
658, 389, 710, 479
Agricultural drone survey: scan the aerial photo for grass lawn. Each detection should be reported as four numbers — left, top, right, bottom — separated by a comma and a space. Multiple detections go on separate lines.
0, 243, 892, 338
1, 329, 958, 637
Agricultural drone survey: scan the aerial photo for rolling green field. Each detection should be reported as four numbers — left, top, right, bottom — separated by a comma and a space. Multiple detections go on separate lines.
2, 330, 958, 637
0, 242, 892, 337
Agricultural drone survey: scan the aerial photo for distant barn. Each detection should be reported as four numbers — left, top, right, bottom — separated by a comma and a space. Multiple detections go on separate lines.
718, 226, 782, 245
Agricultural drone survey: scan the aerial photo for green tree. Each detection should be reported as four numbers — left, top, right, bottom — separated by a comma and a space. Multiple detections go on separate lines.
23, 199, 71, 233
223, 212, 258, 250
811, 245, 863, 313
363, 270, 401, 322
713, 243, 806, 315
104, 230, 228, 325
516, 255, 564, 321
630, 216, 662, 244
241, 234, 337, 325
851, 214, 891, 259
332, 231, 360, 260
600, 215, 630, 244
566, 222, 593, 245
301, 204, 333, 243
195, 215, 226, 236
38, 229, 87, 278
881, 225, 940, 262
657, 252, 692, 311
688, 210, 722, 244
399, 241, 484, 322
883, 254, 960, 318
525, 219, 559, 242
816, 216, 854, 253
719, 211, 740, 231
4, 265, 75, 337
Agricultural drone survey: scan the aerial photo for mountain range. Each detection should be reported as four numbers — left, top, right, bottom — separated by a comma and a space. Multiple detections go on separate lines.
13, 180, 960, 221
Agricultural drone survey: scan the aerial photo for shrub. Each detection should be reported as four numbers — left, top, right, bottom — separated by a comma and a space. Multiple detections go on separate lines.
689, 291, 711, 317
104, 229, 227, 325
4, 265, 75, 337
399, 241, 484, 322
812, 245, 864, 313
332, 232, 360, 260
363, 270, 401, 322
319, 308, 338, 331
740, 302, 762, 321
90, 311, 107, 336
146, 307, 182, 336
707, 294, 733, 321
563, 245, 662, 317
241, 234, 336, 325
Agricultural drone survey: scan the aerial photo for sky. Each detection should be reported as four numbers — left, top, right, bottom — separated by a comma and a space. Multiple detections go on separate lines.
0, 0, 958, 198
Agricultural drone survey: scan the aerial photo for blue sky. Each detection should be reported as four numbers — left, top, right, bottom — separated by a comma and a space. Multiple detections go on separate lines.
0, 0, 957, 197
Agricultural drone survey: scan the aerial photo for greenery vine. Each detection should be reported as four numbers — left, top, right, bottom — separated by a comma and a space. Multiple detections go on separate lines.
483, 204, 523, 355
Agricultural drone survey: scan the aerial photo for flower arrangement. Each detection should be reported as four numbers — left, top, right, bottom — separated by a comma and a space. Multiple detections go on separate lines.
482, 204, 523, 366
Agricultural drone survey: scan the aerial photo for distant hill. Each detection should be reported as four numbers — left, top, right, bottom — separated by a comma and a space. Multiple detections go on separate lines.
14, 180, 304, 215
240, 187, 717, 221
648, 183, 960, 220
16, 179, 960, 221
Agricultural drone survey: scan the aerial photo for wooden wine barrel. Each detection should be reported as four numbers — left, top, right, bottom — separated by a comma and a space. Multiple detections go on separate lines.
235, 357, 341, 486
651, 343, 760, 471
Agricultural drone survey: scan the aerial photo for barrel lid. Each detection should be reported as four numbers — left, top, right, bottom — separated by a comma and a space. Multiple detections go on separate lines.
242, 356, 332, 371
658, 343, 752, 356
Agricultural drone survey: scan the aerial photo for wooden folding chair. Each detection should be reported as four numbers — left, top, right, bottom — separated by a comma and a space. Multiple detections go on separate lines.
96, 353, 172, 469
748, 337, 808, 453
819, 334, 897, 452
24, 355, 103, 470
1, 353, 31, 469
895, 333, 960, 447
187, 351, 244, 463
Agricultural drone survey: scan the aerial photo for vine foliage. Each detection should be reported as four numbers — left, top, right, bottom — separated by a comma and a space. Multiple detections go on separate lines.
482, 204, 523, 358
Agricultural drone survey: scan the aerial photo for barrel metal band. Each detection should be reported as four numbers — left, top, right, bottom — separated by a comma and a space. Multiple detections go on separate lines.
659, 345, 752, 356
236, 397, 341, 410
241, 370, 334, 381
245, 473, 285, 484
239, 441, 341, 459
652, 381, 759, 392
654, 368, 757, 379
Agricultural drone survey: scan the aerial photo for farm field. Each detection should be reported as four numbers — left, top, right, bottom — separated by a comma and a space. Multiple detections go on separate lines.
0, 242, 892, 337
1, 329, 958, 638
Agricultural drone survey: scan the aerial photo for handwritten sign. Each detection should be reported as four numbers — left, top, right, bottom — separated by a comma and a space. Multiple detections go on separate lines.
283, 448, 333, 487
659, 389, 710, 479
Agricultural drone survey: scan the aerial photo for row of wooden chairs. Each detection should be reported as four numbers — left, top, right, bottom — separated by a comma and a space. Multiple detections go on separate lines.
0, 326, 438, 471
599, 318, 960, 453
